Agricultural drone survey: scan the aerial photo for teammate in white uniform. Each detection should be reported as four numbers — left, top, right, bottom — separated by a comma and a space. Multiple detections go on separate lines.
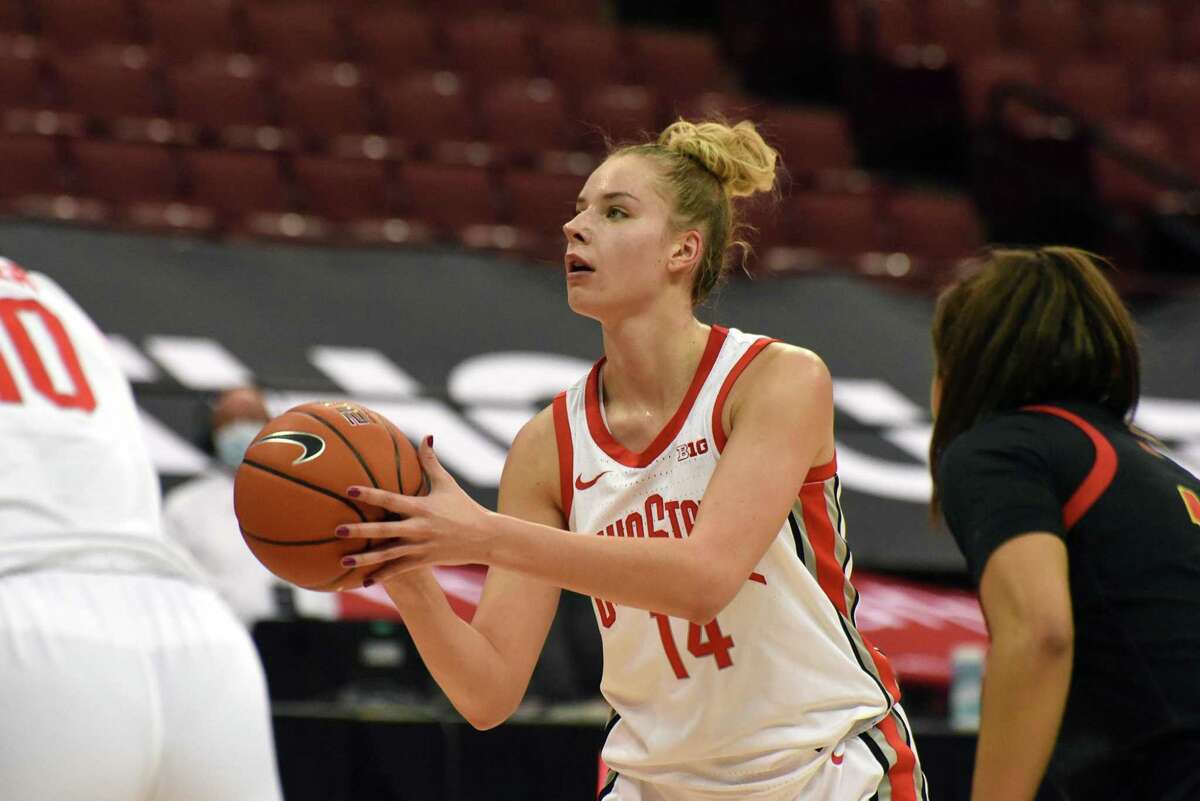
337, 119, 928, 800
0, 258, 283, 801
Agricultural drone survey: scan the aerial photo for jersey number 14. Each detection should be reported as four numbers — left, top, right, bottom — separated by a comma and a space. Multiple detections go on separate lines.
0, 299, 96, 412
650, 612, 734, 679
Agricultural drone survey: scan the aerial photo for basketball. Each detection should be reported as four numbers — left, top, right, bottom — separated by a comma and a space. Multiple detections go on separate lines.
233, 400, 424, 592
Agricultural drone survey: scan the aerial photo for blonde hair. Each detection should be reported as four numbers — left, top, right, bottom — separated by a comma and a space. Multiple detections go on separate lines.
611, 118, 779, 305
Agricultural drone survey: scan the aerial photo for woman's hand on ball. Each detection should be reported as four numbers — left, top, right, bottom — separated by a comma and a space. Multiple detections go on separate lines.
336, 437, 493, 581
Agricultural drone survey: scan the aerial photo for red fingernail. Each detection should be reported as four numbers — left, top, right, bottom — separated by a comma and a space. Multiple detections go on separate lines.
362, 578, 375, 588
424, 435, 433, 448
335, 526, 349, 537
341, 557, 356, 567
347, 487, 361, 498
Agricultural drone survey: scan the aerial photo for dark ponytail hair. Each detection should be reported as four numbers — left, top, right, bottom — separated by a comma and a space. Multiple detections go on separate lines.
929, 246, 1140, 515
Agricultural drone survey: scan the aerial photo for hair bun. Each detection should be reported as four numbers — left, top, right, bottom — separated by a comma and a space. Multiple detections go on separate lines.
657, 119, 778, 198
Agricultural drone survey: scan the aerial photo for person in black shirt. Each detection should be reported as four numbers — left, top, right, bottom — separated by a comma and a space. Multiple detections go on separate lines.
928, 246, 1200, 801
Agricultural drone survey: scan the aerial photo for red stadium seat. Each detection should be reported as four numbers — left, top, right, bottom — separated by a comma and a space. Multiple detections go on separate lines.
776, 190, 886, 256
627, 29, 725, 98
293, 154, 392, 222
33, 0, 135, 51
761, 106, 855, 177
378, 71, 485, 162
958, 52, 1041, 124
0, 47, 47, 109
1144, 63, 1200, 141
1095, 2, 1170, 68
1011, 0, 1089, 68
277, 63, 377, 150
397, 162, 501, 236
1178, 9, 1200, 61
1, 1, 29, 33
68, 139, 180, 205
535, 23, 627, 90
347, 8, 441, 79
1090, 120, 1177, 209
165, 55, 284, 149
183, 148, 291, 218
503, 169, 581, 232
1051, 61, 1133, 123
143, 0, 244, 65
674, 91, 762, 124
515, 0, 604, 22
834, 0, 919, 55
924, 0, 1004, 62
243, 0, 347, 68
0, 134, 65, 202
444, 15, 537, 86
577, 84, 660, 150
480, 78, 577, 159
886, 190, 983, 260
49, 47, 170, 140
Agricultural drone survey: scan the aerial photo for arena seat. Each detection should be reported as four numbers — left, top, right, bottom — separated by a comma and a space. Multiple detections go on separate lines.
1095, 2, 1170, 68
49, 47, 169, 140
1051, 60, 1133, 123
761, 106, 856, 178
627, 29, 725, 98
777, 190, 886, 256
378, 71, 484, 161
0, 133, 65, 202
923, 0, 1004, 63
481, 78, 578, 159
143, 0, 244, 65
244, 0, 347, 68
958, 52, 1042, 124
1011, 0, 1088, 68
535, 23, 626, 90
514, 0, 604, 22
1090, 120, 1177, 209
1144, 64, 1200, 143
833, 0, 919, 56
444, 15, 537, 87
165, 55, 283, 149
1177, 8, 1200, 61
347, 8, 442, 79
69, 139, 180, 206
31, 0, 135, 51
0, 1, 29, 33
503, 169, 581, 233
397, 162, 501, 236
277, 63, 377, 151
886, 190, 983, 260
293, 154, 391, 222
0, 47, 46, 109
183, 149, 291, 219
577, 84, 660, 150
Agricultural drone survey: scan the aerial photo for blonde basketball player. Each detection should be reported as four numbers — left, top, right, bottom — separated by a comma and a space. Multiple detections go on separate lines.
0, 258, 283, 801
339, 119, 928, 801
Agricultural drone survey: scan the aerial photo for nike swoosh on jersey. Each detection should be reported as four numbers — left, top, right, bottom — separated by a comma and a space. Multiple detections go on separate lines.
575, 471, 609, 491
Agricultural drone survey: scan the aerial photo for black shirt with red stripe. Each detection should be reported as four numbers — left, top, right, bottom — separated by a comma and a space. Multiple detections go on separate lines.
940, 401, 1200, 800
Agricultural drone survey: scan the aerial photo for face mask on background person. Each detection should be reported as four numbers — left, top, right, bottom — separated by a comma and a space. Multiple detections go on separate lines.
214, 420, 263, 471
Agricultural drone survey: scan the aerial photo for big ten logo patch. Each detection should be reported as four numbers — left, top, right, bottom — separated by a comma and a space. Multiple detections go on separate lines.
677, 437, 709, 462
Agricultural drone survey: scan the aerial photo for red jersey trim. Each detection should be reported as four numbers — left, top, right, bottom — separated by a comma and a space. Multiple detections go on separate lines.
552, 392, 574, 522
1022, 404, 1119, 530
584, 325, 728, 468
711, 336, 779, 453
804, 455, 838, 484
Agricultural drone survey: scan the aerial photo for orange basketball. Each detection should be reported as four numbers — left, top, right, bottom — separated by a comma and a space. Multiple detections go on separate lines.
233, 400, 424, 591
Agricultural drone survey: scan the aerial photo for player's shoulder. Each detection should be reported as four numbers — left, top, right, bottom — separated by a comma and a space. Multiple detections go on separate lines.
505, 404, 559, 470
940, 410, 1054, 483
730, 337, 831, 402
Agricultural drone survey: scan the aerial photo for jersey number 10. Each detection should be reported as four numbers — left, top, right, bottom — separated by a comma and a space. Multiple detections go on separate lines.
0, 298, 96, 412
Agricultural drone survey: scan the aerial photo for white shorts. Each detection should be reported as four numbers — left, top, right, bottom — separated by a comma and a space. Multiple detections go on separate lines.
601, 706, 929, 801
0, 569, 284, 801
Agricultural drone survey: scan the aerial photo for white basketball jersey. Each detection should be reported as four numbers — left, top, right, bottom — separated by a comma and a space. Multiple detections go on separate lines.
0, 259, 194, 577
553, 326, 901, 795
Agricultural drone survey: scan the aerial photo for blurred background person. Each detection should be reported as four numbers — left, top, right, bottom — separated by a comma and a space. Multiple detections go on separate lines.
930, 247, 1200, 801
164, 385, 337, 625
0, 257, 284, 801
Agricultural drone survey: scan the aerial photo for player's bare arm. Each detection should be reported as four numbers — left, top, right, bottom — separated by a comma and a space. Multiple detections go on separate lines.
345, 345, 832, 624
377, 406, 564, 729
971, 533, 1073, 801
